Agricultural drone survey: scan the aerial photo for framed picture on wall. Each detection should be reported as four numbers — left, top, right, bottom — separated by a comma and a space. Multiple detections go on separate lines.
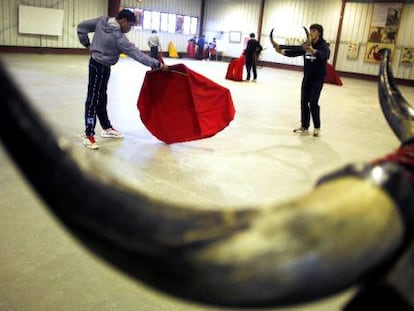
134, 9, 143, 28
365, 2, 403, 63
175, 15, 184, 33
229, 31, 242, 43
401, 47, 414, 65
365, 42, 395, 62
346, 42, 359, 59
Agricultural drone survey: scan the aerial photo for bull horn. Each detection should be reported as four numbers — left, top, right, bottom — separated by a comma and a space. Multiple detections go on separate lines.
0, 59, 408, 307
378, 48, 414, 144
303, 26, 311, 45
270, 28, 277, 47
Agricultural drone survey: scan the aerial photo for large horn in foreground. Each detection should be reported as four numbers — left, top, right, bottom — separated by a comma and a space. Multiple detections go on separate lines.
0, 53, 412, 307
378, 48, 414, 144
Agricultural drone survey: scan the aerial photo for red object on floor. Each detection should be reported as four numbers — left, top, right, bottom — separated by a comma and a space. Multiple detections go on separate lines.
187, 42, 195, 58
138, 64, 236, 144
225, 55, 245, 81
324, 63, 343, 86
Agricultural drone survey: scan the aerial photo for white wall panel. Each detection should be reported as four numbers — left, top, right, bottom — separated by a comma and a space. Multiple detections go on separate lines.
391, 3, 414, 80
1, 1, 19, 46
0, 0, 107, 48
335, 2, 372, 74
260, 0, 342, 67
203, 0, 262, 57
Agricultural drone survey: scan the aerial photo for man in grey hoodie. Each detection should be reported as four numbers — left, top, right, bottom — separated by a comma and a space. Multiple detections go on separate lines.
77, 9, 166, 149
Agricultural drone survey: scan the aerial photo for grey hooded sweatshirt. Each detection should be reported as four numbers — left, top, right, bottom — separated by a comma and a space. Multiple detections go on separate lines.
77, 16, 159, 69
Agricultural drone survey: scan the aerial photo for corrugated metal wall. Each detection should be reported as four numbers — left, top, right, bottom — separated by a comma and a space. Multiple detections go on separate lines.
0, 0, 202, 52
260, 0, 342, 67
0, 0, 108, 48
203, 0, 413, 79
336, 2, 414, 79
0, 0, 412, 79
396, 4, 414, 80
203, 0, 262, 58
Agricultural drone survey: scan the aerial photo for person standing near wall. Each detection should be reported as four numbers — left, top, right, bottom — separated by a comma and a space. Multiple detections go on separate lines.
208, 38, 217, 60
77, 9, 167, 150
196, 35, 206, 60
187, 36, 197, 58
273, 24, 330, 137
148, 30, 161, 59
244, 33, 263, 82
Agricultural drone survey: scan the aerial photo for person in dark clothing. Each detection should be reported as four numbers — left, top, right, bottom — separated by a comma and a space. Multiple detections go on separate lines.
196, 35, 206, 60
273, 24, 330, 137
244, 33, 263, 81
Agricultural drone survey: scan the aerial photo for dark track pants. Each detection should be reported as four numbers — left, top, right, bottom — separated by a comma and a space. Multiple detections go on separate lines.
245, 56, 257, 80
84, 57, 112, 137
150, 46, 159, 59
300, 79, 324, 129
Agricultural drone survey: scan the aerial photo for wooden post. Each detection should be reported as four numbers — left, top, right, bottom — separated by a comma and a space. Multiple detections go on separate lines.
198, 0, 206, 38
332, 0, 346, 67
257, 0, 265, 41
108, 0, 121, 17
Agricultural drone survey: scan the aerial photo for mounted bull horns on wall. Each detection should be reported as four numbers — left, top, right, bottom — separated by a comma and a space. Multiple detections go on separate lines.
0, 49, 413, 308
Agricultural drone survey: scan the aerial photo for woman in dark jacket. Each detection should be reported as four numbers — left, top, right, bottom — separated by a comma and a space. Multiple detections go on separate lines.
273, 24, 330, 137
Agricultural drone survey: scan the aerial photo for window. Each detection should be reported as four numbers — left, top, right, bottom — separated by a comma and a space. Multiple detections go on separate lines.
143, 10, 152, 30
151, 11, 160, 31
125, 7, 198, 35
168, 13, 176, 33
160, 12, 169, 32
183, 16, 191, 34
190, 17, 198, 35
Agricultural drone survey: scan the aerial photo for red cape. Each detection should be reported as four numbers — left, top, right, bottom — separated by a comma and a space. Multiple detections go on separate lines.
137, 64, 236, 144
187, 42, 195, 58
225, 55, 245, 81
324, 63, 343, 86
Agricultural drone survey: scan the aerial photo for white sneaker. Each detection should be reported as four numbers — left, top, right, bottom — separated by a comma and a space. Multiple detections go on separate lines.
293, 127, 309, 134
313, 128, 321, 137
101, 128, 124, 138
83, 136, 99, 150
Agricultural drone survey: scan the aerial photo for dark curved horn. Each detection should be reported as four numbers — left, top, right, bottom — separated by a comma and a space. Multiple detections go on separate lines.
0, 59, 407, 307
270, 28, 277, 47
378, 48, 414, 143
303, 26, 311, 45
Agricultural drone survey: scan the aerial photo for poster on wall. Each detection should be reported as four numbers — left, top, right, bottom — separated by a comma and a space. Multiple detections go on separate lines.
133, 9, 143, 28
401, 47, 414, 65
346, 42, 359, 59
175, 15, 184, 33
364, 2, 403, 62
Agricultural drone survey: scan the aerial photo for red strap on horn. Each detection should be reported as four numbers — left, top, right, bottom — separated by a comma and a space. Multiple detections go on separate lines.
372, 144, 414, 185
